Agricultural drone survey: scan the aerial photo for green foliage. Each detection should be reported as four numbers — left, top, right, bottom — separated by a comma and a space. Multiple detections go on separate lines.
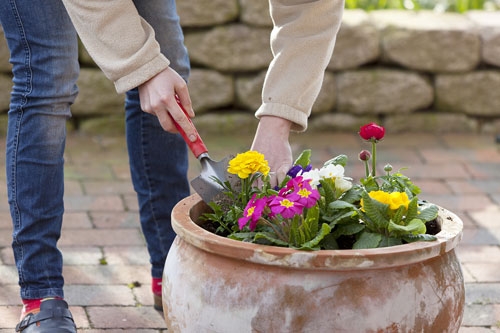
344, 0, 495, 12
203, 123, 442, 251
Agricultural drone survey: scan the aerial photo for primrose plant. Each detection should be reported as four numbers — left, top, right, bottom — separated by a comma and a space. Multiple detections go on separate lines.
202, 123, 439, 250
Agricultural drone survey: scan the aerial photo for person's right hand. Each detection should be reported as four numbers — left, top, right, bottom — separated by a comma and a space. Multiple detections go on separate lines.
250, 116, 293, 187
138, 67, 197, 142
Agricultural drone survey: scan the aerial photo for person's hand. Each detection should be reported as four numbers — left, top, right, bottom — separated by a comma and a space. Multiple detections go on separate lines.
250, 116, 293, 187
138, 67, 197, 142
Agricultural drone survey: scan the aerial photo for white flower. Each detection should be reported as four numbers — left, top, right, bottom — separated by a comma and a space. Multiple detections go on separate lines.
319, 164, 346, 180
300, 168, 321, 187
335, 177, 353, 193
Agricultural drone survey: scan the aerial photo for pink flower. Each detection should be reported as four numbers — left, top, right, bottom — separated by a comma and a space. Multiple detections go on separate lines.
268, 193, 304, 219
287, 176, 320, 208
359, 122, 385, 141
238, 194, 266, 231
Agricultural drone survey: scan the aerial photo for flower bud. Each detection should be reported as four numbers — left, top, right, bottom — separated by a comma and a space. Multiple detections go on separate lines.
359, 122, 385, 141
384, 164, 393, 172
358, 150, 371, 161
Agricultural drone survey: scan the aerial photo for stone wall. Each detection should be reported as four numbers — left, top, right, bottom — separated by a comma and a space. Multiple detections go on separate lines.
1, 5, 500, 136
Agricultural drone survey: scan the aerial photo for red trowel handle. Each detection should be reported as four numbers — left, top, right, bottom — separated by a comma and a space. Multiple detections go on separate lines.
171, 98, 208, 158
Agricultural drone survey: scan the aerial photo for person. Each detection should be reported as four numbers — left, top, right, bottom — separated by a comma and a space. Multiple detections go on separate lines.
250, 0, 344, 186
0, 0, 343, 331
1, 1, 194, 331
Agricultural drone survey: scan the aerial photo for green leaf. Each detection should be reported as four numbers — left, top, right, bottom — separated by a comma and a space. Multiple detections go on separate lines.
228, 232, 257, 242
405, 197, 419, 222
403, 234, 438, 243
297, 223, 332, 250
305, 205, 320, 236
323, 154, 348, 167
352, 231, 382, 249
328, 200, 357, 210
332, 222, 365, 238
253, 232, 289, 246
391, 205, 406, 225
339, 187, 363, 204
379, 236, 402, 247
289, 216, 301, 246
319, 178, 336, 204
294, 149, 312, 168
417, 204, 439, 222
360, 191, 390, 230
388, 218, 426, 235
324, 210, 357, 225
320, 233, 339, 250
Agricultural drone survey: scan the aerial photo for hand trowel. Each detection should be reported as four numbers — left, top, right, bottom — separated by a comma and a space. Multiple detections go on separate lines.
171, 100, 230, 204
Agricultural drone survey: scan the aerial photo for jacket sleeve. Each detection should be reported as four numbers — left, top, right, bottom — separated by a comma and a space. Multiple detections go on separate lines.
61, 0, 170, 94
255, 0, 344, 132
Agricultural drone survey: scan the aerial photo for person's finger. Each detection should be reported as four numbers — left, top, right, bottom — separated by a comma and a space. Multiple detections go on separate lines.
167, 99, 197, 142
275, 166, 289, 186
267, 172, 278, 188
155, 108, 177, 132
175, 85, 194, 118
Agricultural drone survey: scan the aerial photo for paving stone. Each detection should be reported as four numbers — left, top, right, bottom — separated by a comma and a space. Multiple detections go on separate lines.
464, 263, 500, 282
458, 245, 500, 263
470, 206, 500, 229
0, 284, 20, 306
86, 306, 167, 329
102, 246, 150, 265
78, 328, 160, 333
0, 305, 22, 329
447, 180, 491, 195
459, 327, 500, 333
462, 304, 500, 327
58, 229, 145, 247
122, 193, 140, 212
423, 194, 494, 212
466, 163, 500, 180
65, 285, 136, 306
90, 212, 141, 229
83, 180, 135, 195
62, 265, 150, 285
461, 228, 499, 246
466, 283, 500, 304
60, 246, 104, 265
417, 179, 452, 196
62, 212, 93, 229
0, 212, 11, 229
64, 194, 125, 212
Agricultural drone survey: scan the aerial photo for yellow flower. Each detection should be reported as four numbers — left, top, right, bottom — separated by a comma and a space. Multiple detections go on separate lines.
387, 191, 410, 210
227, 151, 270, 179
361, 190, 410, 211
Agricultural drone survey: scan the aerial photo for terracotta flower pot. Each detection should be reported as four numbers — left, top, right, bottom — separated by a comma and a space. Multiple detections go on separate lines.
163, 194, 465, 332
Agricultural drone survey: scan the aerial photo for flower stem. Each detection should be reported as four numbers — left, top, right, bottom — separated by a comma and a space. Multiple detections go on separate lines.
371, 140, 377, 177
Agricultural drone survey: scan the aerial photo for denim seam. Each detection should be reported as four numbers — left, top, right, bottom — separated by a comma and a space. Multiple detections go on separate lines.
8, 0, 33, 296
139, 115, 168, 279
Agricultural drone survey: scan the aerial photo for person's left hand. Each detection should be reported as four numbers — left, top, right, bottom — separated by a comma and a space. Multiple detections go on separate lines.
250, 116, 293, 187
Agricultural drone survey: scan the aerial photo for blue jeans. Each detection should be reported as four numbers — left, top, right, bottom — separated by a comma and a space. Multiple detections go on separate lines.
0, 0, 190, 300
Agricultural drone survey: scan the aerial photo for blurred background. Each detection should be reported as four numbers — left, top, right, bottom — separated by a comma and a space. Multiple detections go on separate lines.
1, 0, 500, 138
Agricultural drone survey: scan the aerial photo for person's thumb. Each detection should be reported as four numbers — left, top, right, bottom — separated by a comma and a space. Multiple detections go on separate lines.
275, 165, 290, 187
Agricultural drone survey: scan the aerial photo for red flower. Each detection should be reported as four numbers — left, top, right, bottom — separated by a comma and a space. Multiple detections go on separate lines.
359, 123, 385, 141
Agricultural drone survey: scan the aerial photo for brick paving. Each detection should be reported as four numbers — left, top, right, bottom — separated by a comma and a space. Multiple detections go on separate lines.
0, 131, 499, 331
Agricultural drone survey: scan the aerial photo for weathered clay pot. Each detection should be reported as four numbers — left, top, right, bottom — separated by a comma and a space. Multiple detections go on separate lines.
163, 194, 465, 332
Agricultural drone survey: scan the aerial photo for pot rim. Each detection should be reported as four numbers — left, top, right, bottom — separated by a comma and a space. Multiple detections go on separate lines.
171, 194, 463, 270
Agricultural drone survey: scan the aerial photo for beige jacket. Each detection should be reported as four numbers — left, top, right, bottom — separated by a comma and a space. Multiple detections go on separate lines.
62, 0, 344, 132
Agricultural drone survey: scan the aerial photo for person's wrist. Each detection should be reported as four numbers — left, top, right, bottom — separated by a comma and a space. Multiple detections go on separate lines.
258, 116, 292, 137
